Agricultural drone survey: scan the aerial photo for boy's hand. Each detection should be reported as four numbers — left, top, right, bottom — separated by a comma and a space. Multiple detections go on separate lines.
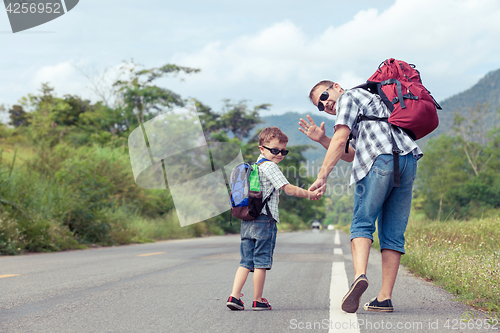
310, 183, 326, 200
299, 115, 326, 143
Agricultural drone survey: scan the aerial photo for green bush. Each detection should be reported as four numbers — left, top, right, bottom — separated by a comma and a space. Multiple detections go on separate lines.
51, 145, 145, 244
0, 143, 179, 251
0, 215, 22, 255
278, 209, 309, 231
0, 213, 83, 255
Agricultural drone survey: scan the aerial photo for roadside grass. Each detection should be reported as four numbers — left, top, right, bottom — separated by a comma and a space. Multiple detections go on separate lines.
127, 211, 207, 241
1, 145, 36, 167
402, 214, 500, 320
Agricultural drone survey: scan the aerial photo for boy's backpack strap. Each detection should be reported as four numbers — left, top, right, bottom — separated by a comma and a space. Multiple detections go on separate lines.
262, 194, 273, 219
257, 159, 275, 196
256, 158, 275, 219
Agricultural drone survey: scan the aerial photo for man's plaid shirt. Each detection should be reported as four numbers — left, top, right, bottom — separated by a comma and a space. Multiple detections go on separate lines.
335, 88, 423, 185
256, 154, 289, 223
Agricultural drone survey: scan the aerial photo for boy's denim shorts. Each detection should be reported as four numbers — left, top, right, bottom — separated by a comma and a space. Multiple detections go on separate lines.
240, 214, 277, 271
350, 153, 417, 254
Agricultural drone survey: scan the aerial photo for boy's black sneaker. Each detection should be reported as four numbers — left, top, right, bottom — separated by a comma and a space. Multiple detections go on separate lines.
252, 298, 272, 311
341, 274, 369, 313
226, 296, 244, 310
364, 297, 394, 312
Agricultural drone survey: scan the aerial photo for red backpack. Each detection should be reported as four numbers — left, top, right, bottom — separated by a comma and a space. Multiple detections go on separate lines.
353, 58, 442, 186
356, 58, 441, 140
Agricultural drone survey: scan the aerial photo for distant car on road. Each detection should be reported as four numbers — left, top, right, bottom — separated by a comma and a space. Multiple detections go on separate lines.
311, 221, 321, 229
327, 224, 334, 230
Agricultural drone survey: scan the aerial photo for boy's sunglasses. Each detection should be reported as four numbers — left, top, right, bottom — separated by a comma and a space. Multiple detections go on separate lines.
262, 146, 289, 156
317, 84, 333, 112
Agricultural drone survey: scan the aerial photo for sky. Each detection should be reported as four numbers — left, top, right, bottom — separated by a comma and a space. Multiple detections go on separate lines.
1, 0, 500, 119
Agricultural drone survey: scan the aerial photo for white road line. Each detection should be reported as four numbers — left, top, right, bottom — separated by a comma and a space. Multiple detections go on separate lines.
329, 230, 359, 333
329, 262, 360, 333
334, 230, 341, 245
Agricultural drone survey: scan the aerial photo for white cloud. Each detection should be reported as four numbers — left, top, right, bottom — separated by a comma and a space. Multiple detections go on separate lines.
170, 0, 500, 104
30, 61, 88, 98
28, 61, 134, 107
7, 0, 499, 118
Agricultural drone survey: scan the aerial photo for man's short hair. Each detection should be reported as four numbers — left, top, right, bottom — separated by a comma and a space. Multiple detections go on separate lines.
309, 80, 335, 103
259, 127, 289, 146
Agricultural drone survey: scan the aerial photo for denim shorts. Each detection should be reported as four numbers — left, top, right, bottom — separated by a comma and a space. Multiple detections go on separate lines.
350, 153, 417, 254
240, 215, 277, 271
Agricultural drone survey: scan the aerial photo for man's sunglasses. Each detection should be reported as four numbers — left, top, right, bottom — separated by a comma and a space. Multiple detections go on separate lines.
262, 146, 289, 156
317, 84, 333, 112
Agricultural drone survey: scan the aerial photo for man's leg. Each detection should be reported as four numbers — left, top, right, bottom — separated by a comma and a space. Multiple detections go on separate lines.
366, 153, 416, 310
344, 154, 395, 313
342, 237, 371, 313
351, 237, 371, 279
378, 249, 401, 301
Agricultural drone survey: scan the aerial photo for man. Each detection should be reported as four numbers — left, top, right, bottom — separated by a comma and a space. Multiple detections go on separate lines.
301, 80, 422, 313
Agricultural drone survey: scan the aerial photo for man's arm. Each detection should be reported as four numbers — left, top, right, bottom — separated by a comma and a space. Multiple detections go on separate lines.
299, 115, 354, 162
316, 135, 355, 162
309, 125, 351, 191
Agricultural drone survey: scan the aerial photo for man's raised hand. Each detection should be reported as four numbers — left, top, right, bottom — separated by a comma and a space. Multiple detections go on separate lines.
299, 115, 326, 143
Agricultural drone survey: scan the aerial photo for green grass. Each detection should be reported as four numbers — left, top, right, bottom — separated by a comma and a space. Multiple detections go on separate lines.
127, 212, 199, 241
0, 145, 36, 167
402, 214, 500, 318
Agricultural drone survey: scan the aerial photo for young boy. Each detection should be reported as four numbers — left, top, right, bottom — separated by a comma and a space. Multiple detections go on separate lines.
226, 126, 326, 311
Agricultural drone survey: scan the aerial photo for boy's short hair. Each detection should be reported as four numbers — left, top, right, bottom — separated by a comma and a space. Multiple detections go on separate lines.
259, 127, 289, 146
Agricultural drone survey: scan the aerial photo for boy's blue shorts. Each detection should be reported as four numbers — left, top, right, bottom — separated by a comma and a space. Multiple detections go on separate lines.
239, 214, 277, 271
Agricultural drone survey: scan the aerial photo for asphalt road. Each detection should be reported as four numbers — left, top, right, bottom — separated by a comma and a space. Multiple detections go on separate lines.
0, 229, 496, 333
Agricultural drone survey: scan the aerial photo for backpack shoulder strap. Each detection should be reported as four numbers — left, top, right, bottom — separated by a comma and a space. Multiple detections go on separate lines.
255, 158, 276, 198
245, 158, 275, 220
344, 114, 388, 153
257, 158, 270, 165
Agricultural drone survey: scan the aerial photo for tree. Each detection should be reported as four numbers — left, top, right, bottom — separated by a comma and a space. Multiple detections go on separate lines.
193, 98, 269, 143
113, 61, 200, 129
8, 105, 30, 127
453, 103, 494, 176
415, 135, 470, 219
219, 100, 269, 141
414, 105, 500, 219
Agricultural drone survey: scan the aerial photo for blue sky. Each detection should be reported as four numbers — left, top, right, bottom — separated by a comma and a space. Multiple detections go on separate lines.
1, 0, 500, 118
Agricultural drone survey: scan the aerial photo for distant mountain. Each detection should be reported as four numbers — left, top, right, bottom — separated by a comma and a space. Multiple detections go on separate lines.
430, 68, 500, 139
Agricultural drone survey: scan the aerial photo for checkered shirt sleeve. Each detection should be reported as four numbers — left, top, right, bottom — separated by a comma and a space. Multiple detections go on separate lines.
335, 88, 423, 185
256, 154, 289, 223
